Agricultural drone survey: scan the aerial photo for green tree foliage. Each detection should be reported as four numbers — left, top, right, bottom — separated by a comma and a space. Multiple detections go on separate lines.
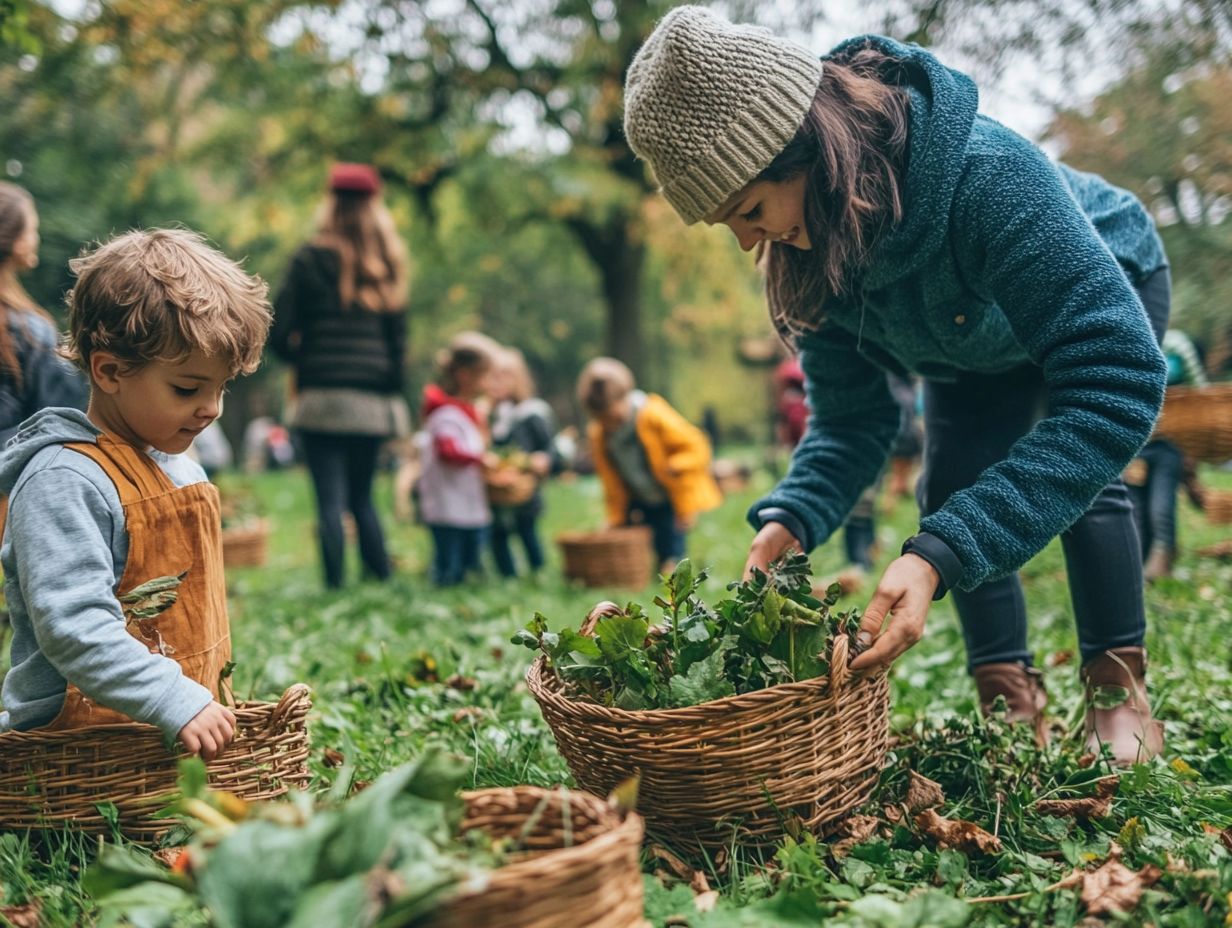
1045, 19, 1232, 374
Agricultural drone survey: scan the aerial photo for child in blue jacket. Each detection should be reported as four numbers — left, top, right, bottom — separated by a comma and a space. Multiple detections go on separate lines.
624, 7, 1168, 764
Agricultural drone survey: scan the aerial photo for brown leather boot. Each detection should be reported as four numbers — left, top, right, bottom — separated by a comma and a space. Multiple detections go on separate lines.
972, 662, 1049, 745
1082, 647, 1164, 765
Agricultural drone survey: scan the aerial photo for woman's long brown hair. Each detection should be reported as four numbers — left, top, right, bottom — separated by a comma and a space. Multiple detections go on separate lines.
312, 191, 409, 313
761, 46, 911, 339
0, 182, 52, 388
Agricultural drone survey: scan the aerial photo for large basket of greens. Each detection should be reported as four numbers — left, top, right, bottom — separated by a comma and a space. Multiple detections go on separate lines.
88, 749, 647, 928
1154, 383, 1232, 463
557, 526, 653, 589
485, 451, 539, 508
521, 556, 890, 848
0, 683, 311, 843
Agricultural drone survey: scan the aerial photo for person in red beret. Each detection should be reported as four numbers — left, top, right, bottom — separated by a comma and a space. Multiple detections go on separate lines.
270, 164, 410, 588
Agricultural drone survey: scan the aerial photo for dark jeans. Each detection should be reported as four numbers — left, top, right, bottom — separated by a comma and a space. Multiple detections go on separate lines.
917, 267, 1171, 669
301, 432, 391, 589
491, 505, 545, 578
1128, 439, 1183, 555
627, 500, 685, 565
430, 524, 484, 586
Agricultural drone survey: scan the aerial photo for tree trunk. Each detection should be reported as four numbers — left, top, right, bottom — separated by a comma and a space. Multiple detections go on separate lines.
566, 211, 647, 382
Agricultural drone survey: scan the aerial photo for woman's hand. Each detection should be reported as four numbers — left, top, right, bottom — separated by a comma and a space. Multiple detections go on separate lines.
743, 521, 802, 580
529, 451, 552, 477
849, 553, 939, 674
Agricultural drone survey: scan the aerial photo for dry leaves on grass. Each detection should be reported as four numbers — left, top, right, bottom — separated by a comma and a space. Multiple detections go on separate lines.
1080, 858, 1162, 916
0, 900, 42, 928
1036, 776, 1119, 820
322, 747, 345, 768
904, 770, 945, 812
648, 845, 719, 915
831, 814, 882, 857
914, 808, 1002, 855
1201, 822, 1232, 852
444, 674, 477, 691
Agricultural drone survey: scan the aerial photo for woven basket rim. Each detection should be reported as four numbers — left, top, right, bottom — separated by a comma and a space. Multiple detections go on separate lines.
455, 785, 642, 876
526, 653, 884, 724
222, 517, 269, 539
0, 683, 311, 746
556, 526, 652, 546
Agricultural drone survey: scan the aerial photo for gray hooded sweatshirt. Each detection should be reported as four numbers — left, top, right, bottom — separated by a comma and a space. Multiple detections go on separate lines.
0, 408, 213, 738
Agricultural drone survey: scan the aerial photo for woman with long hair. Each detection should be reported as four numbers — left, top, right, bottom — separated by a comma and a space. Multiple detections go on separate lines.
271, 164, 410, 588
0, 182, 87, 445
624, 8, 1170, 764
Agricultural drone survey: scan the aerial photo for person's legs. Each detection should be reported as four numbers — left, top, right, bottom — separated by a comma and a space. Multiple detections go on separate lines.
515, 505, 546, 572
343, 435, 392, 581
430, 525, 466, 586
460, 528, 484, 578
628, 501, 684, 571
919, 368, 1044, 671
1136, 439, 1182, 580
300, 432, 348, 588
843, 484, 878, 570
490, 508, 518, 578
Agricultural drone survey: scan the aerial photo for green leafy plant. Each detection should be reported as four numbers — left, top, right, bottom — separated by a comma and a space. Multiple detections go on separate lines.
514, 554, 862, 710
86, 749, 510, 928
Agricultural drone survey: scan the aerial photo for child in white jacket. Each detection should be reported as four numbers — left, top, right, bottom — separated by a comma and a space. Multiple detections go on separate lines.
416, 332, 498, 585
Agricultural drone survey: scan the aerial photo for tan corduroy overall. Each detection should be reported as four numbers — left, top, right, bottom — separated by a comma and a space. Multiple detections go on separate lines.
38, 434, 231, 731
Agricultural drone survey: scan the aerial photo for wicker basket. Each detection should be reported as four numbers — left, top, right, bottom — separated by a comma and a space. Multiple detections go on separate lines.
222, 519, 270, 569
557, 527, 653, 589
486, 469, 538, 508
427, 786, 646, 928
1205, 488, 1232, 524
527, 607, 889, 848
0, 684, 312, 842
1154, 384, 1232, 463
712, 459, 752, 494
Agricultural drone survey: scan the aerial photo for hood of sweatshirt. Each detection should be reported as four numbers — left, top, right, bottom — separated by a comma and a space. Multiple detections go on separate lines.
421, 383, 481, 425
0, 408, 101, 496
825, 35, 980, 291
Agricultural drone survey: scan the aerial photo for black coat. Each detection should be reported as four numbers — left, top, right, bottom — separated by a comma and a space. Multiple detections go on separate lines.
270, 245, 407, 393
0, 309, 88, 447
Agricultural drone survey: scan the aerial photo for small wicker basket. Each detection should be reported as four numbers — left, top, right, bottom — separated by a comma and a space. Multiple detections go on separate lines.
1154, 383, 1232, 463
1205, 488, 1232, 525
427, 786, 646, 928
712, 459, 752, 495
486, 469, 538, 508
527, 605, 889, 848
0, 684, 312, 842
557, 527, 653, 589
221, 519, 270, 569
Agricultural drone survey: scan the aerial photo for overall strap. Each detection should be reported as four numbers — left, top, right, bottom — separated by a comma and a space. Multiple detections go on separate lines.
63, 434, 175, 506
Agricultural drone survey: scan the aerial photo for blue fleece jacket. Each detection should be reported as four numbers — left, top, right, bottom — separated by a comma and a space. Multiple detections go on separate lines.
0, 408, 213, 738
750, 36, 1167, 591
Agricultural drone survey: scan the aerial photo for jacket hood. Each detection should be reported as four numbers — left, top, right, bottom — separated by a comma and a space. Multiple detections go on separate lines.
826, 35, 979, 290
0, 408, 100, 495
422, 383, 480, 424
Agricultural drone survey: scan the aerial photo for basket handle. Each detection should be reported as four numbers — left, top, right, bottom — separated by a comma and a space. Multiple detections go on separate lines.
267, 683, 312, 731
827, 634, 851, 704
580, 601, 624, 637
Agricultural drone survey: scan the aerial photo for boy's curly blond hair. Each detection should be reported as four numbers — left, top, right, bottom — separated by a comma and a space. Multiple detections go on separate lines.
65, 228, 272, 376
577, 357, 635, 416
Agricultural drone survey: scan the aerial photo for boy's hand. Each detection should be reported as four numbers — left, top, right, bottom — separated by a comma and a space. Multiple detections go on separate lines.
529, 452, 552, 477
178, 701, 236, 762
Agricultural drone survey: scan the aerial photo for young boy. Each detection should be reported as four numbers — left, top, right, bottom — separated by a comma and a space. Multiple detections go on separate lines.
578, 357, 721, 572
0, 228, 271, 761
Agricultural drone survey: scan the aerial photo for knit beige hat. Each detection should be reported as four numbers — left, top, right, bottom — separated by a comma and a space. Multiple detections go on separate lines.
623, 6, 823, 225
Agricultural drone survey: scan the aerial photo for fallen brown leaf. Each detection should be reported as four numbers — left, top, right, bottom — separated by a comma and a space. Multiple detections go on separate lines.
1036, 776, 1119, 820
445, 674, 477, 691
832, 814, 882, 857
323, 747, 345, 768
0, 900, 41, 928
694, 890, 719, 913
1077, 752, 1097, 769
914, 808, 1002, 855
689, 870, 711, 895
451, 707, 484, 724
1080, 859, 1162, 916
905, 770, 945, 813
647, 843, 694, 883
152, 846, 188, 870
1047, 649, 1074, 667
884, 804, 904, 824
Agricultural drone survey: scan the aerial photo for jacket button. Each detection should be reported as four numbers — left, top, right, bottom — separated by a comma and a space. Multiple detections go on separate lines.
954, 314, 966, 325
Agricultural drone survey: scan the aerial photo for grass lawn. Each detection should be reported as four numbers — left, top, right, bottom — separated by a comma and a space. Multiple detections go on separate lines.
3, 460, 1231, 926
